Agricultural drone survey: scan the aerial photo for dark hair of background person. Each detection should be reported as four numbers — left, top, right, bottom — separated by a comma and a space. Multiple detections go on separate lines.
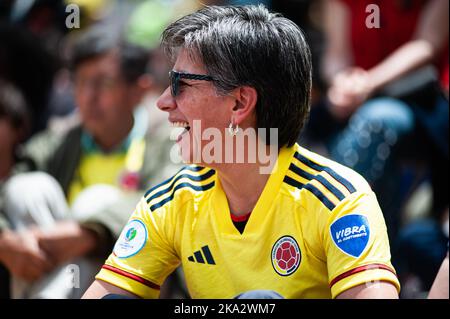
0, 78, 30, 135
0, 78, 33, 171
0, 22, 58, 135
70, 27, 150, 84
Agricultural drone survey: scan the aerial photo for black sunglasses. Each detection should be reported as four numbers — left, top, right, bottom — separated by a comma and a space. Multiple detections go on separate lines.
169, 70, 214, 97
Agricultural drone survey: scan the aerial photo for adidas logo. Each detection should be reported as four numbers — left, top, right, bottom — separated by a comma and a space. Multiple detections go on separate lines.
188, 246, 215, 265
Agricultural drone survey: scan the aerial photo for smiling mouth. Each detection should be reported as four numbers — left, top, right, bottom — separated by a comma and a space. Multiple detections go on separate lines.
170, 121, 191, 131
170, 121, 191, 142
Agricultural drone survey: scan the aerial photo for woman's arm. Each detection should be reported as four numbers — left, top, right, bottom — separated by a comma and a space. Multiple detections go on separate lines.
367, 0, 449, 91
336, 281, 399, 299
82, 279, 140, 299
428, 253, 449, 299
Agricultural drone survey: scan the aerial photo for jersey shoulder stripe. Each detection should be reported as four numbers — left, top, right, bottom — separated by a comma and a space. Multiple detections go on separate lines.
288, 163, 346, 201
145, 167, 215, 203
143, 165, 205, 198
149, 181, 215, 211
293, 151, 356, 194
144, 165, 215, 212
284, 150, 358, 211
284, 175, 336, 211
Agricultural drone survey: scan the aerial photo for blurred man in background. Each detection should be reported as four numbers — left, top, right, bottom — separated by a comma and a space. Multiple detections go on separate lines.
1, 26, 177, 298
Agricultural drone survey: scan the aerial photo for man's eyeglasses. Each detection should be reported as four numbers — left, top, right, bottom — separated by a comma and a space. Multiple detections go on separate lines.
169, 70, 214, 97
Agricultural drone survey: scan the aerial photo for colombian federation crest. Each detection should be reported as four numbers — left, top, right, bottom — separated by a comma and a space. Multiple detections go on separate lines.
114, 219, 147, 258
271, 236, 301, 276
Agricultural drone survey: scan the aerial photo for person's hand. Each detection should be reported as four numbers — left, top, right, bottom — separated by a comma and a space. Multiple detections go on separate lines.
327, 67, 375, 120
36, 221, 98, 266
0, 229, 54, 282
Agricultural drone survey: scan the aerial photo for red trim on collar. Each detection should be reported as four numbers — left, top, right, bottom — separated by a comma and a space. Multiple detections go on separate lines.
230, 211, 252, 222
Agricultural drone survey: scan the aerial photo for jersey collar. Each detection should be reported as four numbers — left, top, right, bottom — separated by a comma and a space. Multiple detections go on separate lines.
211, 144, 297, 236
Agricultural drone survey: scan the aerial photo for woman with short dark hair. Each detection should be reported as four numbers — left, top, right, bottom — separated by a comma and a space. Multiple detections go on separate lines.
84, 5, 399, 299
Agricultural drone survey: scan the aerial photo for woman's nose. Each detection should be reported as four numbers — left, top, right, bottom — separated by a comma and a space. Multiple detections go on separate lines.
156, 87, 176, 112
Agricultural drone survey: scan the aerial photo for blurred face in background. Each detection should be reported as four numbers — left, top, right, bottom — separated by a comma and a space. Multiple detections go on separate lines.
73, 51, 138, 140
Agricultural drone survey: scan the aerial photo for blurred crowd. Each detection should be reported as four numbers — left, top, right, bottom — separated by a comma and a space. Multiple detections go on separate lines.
0, 0, 448, 299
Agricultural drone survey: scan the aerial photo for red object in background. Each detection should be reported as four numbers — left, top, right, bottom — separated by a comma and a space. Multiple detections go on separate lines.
341, 0, 449, 93
120, 171, 140, 191
340, 0, 429, 70
441, 63, 450, 96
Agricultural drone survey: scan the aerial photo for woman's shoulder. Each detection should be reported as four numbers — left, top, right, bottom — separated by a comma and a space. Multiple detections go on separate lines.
283, 145, 373, 213
296, 145, 371, 194
143, 165, 216, 213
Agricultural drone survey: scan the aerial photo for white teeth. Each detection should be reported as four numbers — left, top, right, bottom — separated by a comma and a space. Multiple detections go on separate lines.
170, 121, 189, 128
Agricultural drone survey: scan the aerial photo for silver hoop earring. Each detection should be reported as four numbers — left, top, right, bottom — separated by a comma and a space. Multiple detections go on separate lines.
228, 122, 239, 136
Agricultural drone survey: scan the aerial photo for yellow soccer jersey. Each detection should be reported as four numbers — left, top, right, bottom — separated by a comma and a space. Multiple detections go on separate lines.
96, 143, 400, 299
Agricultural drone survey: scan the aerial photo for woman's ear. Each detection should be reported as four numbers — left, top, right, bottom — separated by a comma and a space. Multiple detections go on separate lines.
231, 86, 258, 124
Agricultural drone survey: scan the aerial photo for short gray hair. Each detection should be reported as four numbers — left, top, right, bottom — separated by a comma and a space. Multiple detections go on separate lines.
161, 5, 312, 148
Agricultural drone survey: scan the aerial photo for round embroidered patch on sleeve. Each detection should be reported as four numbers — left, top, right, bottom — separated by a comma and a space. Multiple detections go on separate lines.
113, 219, 148, 258
330, 214, 370, 258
